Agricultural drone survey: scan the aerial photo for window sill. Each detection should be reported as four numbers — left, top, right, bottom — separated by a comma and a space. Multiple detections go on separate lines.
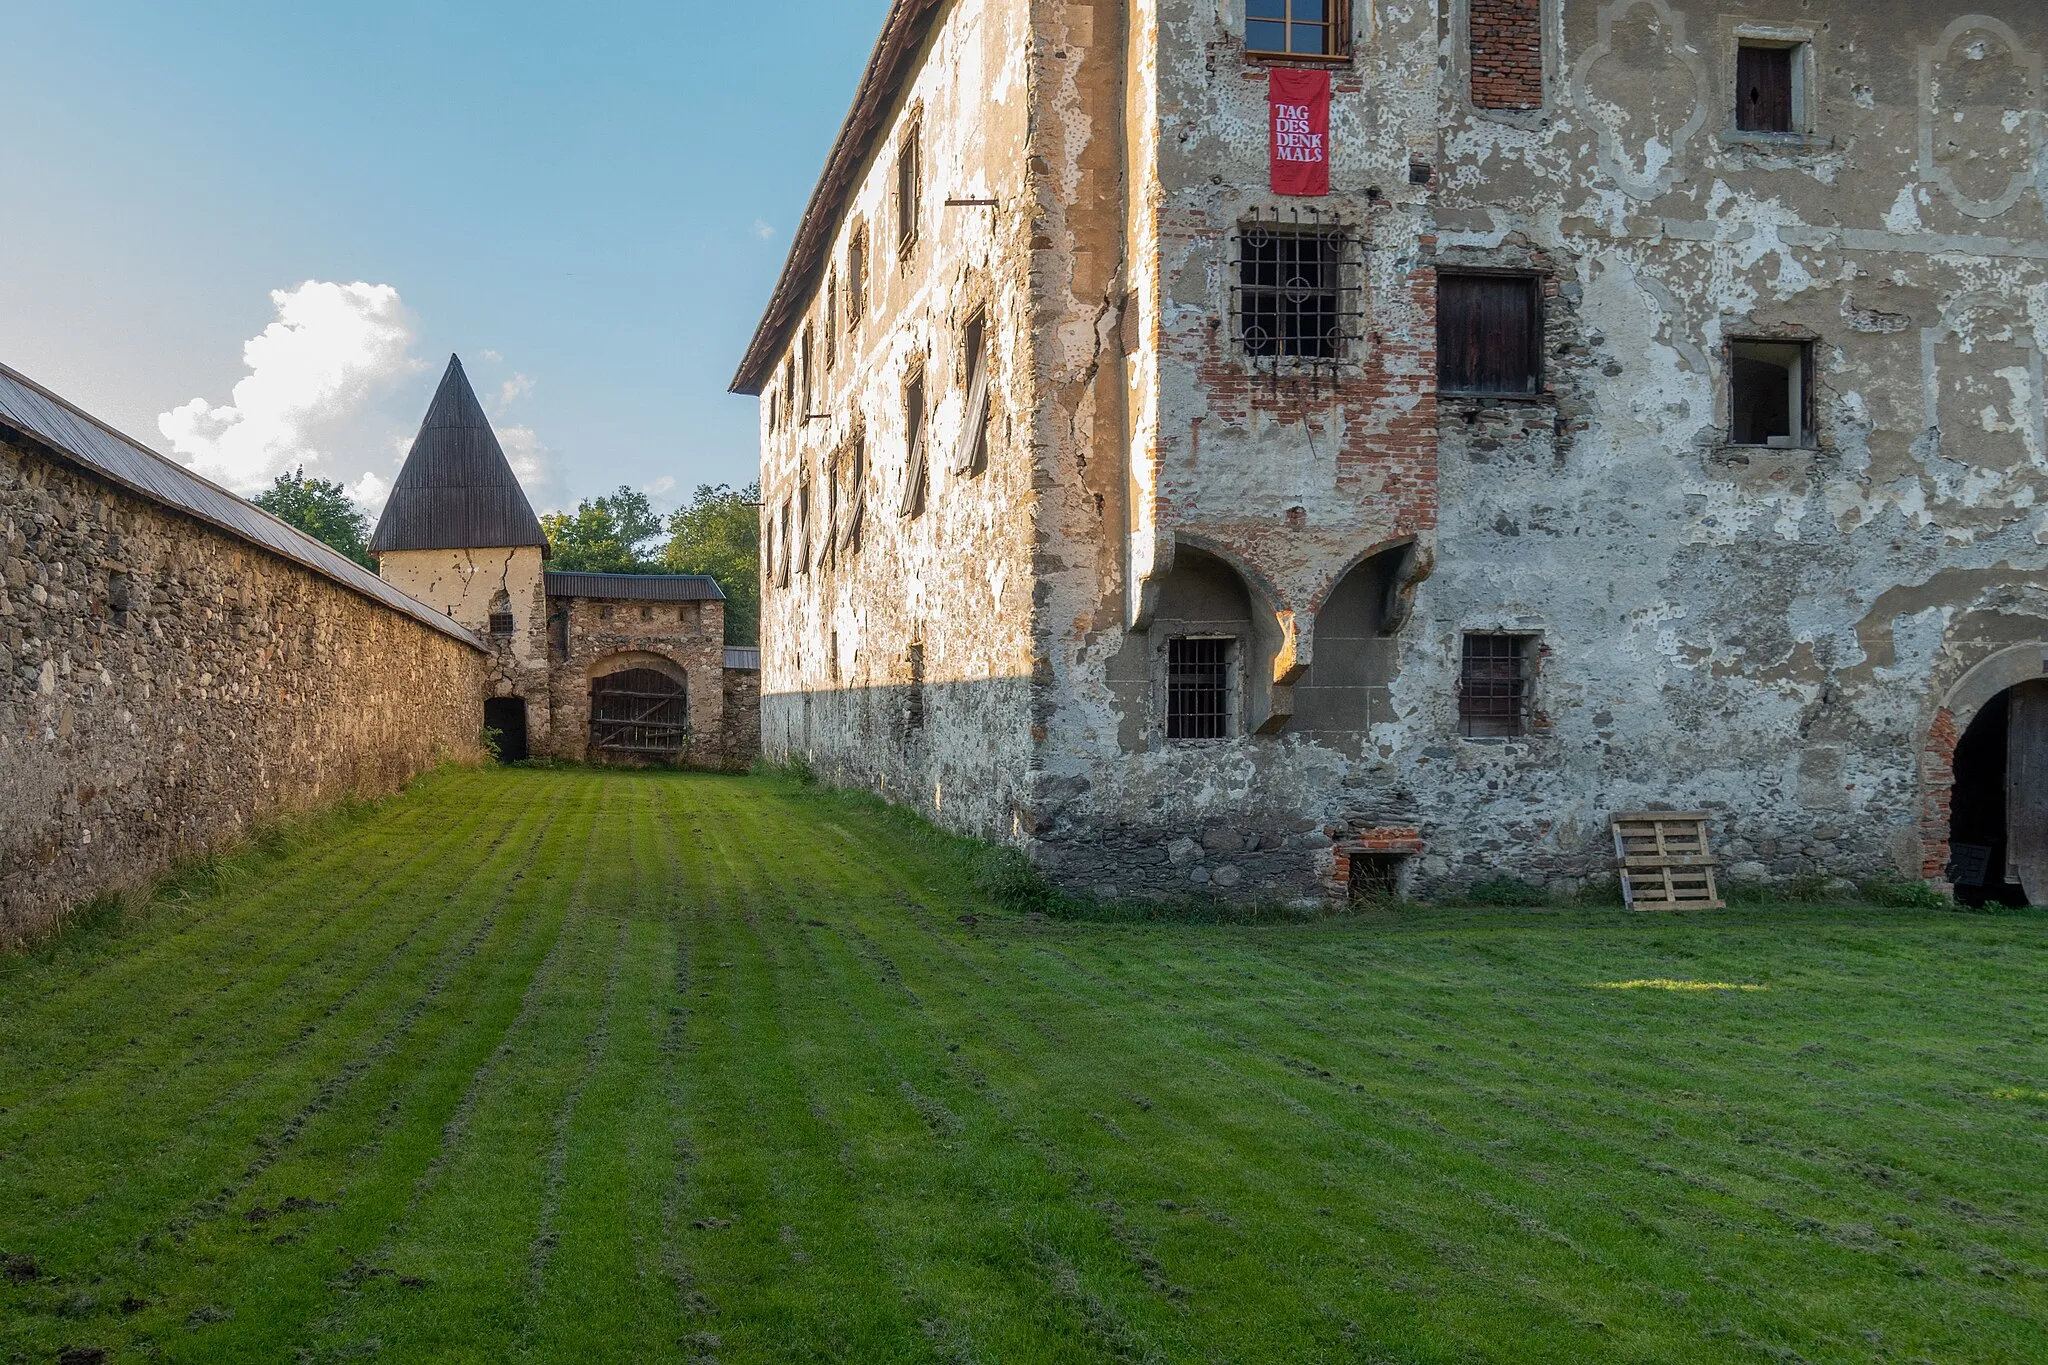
1243, 51, 1352, 68
1438, 390, 1553, 404
1718, 130, 1835, 155
1716, 441, 1820, 454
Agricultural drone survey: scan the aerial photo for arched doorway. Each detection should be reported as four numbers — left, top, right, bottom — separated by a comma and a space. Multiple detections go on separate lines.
589, 667, 689, 762
1948, 681, 2047, 907
484, 696, 529, 762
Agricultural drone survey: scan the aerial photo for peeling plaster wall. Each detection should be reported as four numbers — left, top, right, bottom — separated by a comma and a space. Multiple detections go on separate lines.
756, 0, 2048, 902
1407, 0, 2048, 893
379, 546, 554, 751
1027, 0, 1450, 900
756, 0, 1041, 838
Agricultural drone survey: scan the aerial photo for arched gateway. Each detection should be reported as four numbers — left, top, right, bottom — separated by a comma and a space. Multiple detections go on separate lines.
588, 660, 690, 761
1925, 645, 2048, 907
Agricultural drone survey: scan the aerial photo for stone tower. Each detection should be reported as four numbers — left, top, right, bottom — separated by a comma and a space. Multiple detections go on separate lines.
373, 354, 554, 755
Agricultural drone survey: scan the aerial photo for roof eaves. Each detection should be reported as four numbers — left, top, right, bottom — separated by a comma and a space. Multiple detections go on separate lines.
729, 0, 949, 396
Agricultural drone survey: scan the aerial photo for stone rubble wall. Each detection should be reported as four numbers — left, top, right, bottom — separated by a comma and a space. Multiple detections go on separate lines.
0, 434, 488, 946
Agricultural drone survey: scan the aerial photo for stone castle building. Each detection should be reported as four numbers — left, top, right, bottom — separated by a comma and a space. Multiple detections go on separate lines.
374, 356, 759, 767
738, 0, 2048, 905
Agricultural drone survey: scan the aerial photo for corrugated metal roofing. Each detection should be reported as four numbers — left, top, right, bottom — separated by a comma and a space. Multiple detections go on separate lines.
369, 355, 549, 554
544, 571, 727, 603
723, 647, 761, 671
0, 360, 486, 652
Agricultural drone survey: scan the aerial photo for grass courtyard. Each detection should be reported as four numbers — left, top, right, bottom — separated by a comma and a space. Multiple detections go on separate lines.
0, 767, 2044, 1363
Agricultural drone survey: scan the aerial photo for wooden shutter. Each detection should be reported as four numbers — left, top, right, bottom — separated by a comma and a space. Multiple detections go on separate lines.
952, 340, 991, 475
2011, 680, 2048, 906
1439, 275, 1540, 395
1737, 46, 1793, 133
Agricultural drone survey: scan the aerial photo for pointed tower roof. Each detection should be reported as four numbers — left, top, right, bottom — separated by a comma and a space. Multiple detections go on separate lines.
370, 355, 549, 555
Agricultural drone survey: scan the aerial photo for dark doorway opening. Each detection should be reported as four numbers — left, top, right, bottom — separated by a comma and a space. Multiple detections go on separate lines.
1949, 692, 2027, 907
484, 697, 530, 763
1347, 853, 1405, 906
590, 668, 689, 762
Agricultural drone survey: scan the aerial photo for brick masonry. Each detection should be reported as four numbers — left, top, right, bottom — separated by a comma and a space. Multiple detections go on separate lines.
0, 433, 489, 946
1470, 0, 1543, 111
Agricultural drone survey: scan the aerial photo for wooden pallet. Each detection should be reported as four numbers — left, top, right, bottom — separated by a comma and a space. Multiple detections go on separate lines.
1612, 812, 1725, 911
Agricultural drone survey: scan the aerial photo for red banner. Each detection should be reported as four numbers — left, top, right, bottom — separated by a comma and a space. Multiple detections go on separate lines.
1269, 68, 1330, 197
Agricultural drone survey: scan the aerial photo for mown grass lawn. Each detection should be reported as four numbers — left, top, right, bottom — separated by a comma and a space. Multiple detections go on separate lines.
1, 768, 2044, 1364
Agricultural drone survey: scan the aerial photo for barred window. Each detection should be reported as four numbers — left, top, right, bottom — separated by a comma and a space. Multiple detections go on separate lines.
1458, 633, 1537, 738
1167, 637, 1234, 741
1234, 216, 1361, 366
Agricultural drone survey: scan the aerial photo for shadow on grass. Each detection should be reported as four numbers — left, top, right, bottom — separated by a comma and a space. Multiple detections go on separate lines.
0, 767, 470, 974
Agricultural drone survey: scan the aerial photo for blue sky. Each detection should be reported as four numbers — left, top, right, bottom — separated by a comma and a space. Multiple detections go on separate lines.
0, 0, 891, 515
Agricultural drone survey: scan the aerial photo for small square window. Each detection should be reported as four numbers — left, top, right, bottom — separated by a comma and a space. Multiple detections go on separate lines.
1247, 0, 1346, 59
1730, 340, 1812, 447
1737, 43, 1797, 134
1459, 633, 1536, 738
1438, 273, 1543, 395
1167, 636, 1235, 740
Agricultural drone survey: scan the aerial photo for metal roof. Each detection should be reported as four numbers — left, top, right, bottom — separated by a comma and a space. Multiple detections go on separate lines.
370, 355, 549, 554
0, 360, 486, 653
731, 0, 947, 395
544, 571, 727, 602
723, 647, 761, 671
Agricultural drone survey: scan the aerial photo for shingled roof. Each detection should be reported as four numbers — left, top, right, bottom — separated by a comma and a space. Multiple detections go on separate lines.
370, 355, 549, 555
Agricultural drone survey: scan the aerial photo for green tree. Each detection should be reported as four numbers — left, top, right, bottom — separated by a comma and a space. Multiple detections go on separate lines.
663, 482, 760, 645
253, 467, 375, 568
540, 486, 664, 573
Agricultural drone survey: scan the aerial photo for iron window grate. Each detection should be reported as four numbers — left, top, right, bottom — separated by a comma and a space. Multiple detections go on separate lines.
1167, 637, 1233, 740
1458, 633, 1534, 737
1232, 210, 1365, 376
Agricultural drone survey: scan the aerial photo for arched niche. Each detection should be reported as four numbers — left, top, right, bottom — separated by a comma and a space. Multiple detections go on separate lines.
1292, 542, 1414, 750
1106, 541, 1285, 745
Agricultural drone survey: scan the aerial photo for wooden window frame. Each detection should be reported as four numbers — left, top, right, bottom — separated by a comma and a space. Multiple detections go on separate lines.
824, 267, 838, 371
1244, 0, 1353, 64
1726, 337, 1816, 449
896, 119, 923, 259
953, 310, 991, 477
1436, 270, 1545, 398
1734, 40, 1801, 136
846, 223, 868, 328
900, 369, 928, 519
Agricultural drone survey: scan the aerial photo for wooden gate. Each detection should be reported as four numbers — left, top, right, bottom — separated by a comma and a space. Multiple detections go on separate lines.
2011, 681, 2048, 906
590, 668, 689, 760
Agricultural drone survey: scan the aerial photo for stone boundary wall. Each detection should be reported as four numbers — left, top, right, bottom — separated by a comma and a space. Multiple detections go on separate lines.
0, 433, 489, 946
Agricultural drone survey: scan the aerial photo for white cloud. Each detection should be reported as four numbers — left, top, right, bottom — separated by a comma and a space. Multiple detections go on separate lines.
497, 423, 564, 512
158, 281, 420, 493
498, 372, 535, 408
482, 349, 504, 363
752, 218, 776, 240
643, 475, 676, 497
350, 470, 392, 513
